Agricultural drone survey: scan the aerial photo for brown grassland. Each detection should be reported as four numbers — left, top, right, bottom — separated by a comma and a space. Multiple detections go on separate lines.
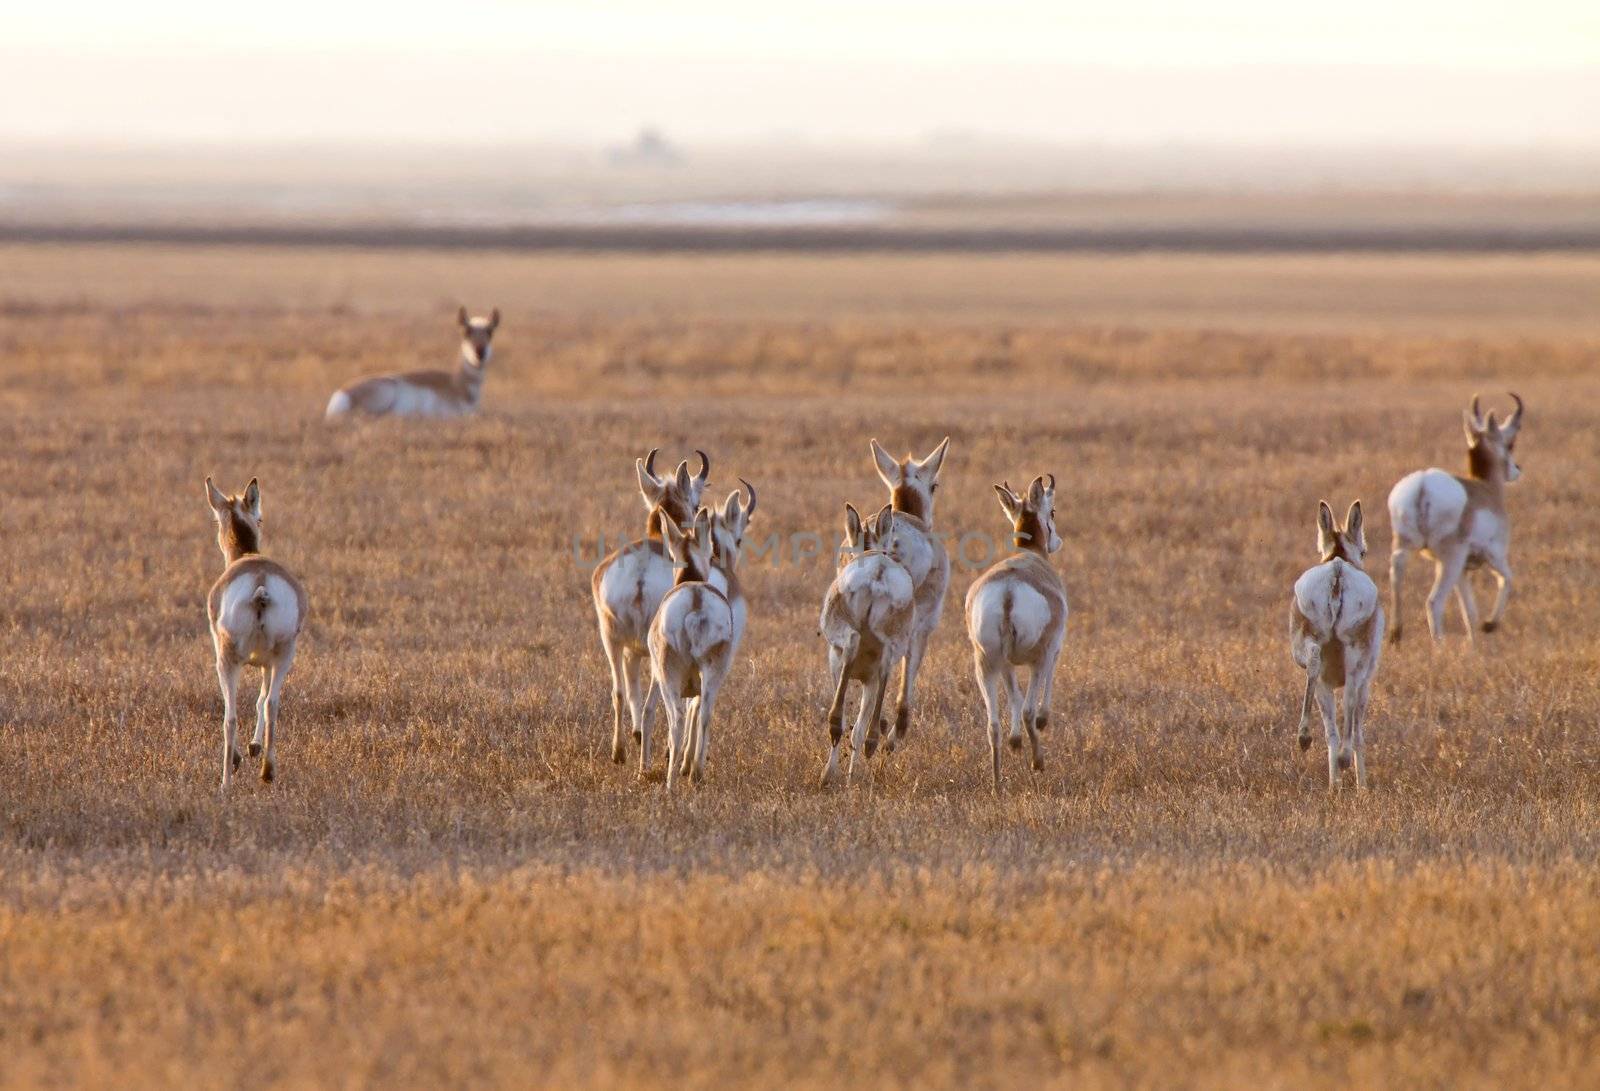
2, 244, 1599, 1088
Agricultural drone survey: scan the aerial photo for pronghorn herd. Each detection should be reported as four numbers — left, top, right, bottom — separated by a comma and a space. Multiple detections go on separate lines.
208, 324, 1527, 796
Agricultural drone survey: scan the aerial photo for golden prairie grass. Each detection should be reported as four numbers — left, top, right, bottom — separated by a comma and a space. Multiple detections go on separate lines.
2, 245, 1600, 1088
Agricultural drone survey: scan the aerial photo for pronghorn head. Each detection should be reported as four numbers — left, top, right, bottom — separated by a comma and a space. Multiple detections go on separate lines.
205, 476, 263, 561
661, 507, 716, 585
1316, 499, 1366, 565
457, 306, 500, 368
710, 478, 756, 571
841, 502, 900, 567
1464, 392, 1523, 484
994, 475, 1061, 556
637, 448, 711, 538
870, 436, 950, 525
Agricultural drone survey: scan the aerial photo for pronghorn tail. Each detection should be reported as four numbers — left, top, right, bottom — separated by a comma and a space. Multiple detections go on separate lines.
252, 585, 272, 615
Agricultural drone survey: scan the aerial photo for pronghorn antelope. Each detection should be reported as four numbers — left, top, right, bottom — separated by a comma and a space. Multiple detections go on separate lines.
649, 510, 736, 790
325, 307, 499, 419
819, 503, 915, 786
964, 476, 1067, 794
204, 477, 308, 790
1291, 500, 1384, 788
868, 436, 951, 743
1387, 393, 1523, 644
666, 479, 757, 783
591, 449, 711, 771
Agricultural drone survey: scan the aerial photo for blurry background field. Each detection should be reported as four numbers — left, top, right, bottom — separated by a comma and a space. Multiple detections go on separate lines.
2, 241, 1599, 1087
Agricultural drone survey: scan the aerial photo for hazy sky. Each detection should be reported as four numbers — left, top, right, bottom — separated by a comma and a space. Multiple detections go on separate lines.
3, 0, 1596, 145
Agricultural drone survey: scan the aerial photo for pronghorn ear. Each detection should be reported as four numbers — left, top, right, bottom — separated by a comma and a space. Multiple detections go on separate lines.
457, 306, 470, 330
918, 436, 951, 479
874, 504, 894, 538
243, 478, 261, 516
636, 458, 666, 506
1026, 475, 1047, 506
673, 460, 692, 492
1317, 500, 1338, 553
870, 439, 900, 487
661, 517, 687, 561
1345, 499, 1365, 550
993, 483, 1019, 519
488, 308, 500, 331
844, 503, 863, 543
205, 477, 228, 512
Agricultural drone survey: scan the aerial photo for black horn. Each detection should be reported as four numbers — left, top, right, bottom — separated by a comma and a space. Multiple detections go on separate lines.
739, 477, 756, 516
694, 449, 710, 483
643, 447, 660, 480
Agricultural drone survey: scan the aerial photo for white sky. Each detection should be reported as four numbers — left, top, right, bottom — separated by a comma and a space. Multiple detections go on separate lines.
3, 0, 1596, 144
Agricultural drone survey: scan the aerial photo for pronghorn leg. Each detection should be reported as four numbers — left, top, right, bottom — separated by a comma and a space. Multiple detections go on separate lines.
1426, 550, 1469, 643
260, 643, 295, 784
1346, 678, 1371, 789
894, 630, 931, 740
1005, 667, 1025, 752
822, 654, 850, 787
215, 654, 244, 791
602, 632, 627, 763
1022, 657, 1052, 772
1388, 547, 1408, 644
847, 669, 884, 786
250, 672, 269, 757
1315, 682, 1341, 788
974, 653, 1005, 795
662, 694, 686, 792
690, 689, 717, 786
1297, 645, 1322, 753
1454, 577, 1481, 639
682, 695, 701, 782
1483, 557, 1513, 633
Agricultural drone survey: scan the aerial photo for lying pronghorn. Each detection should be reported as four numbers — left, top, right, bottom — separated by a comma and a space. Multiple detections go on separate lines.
1291, 500, 1383, 788
204, 477, 308, 790
668, 479, 756, 783
964, 476, 1067, 793
868, 436, 951, 743
591, 449, 710, 770
649, 510, 736, 790
325, 307, 499, 419
820, 503, 915, 786
1388, 393, 1523, 644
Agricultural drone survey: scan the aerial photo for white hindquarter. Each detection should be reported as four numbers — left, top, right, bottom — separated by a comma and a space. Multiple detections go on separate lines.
214, 569, 302, 664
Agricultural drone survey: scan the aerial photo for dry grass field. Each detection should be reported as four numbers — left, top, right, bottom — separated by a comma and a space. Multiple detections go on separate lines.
2, 243, 1600, 1088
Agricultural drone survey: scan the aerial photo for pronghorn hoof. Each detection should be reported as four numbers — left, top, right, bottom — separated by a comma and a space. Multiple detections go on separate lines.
248, 743, 262, 758
1336, 752, 1352, 772
1034, 712, 1049, 733
611, 748, 626, 764
1481, 620, 1498, 633
230, 749, 242, 771
1031, 757, 1044, 772
895, 707, 910, 738
260, 763, 274, 784
631, 729, 642, 743
864, 736, 879, 759
1388, 628, 1403, 645
1007, 735, 1023, 752
1298, 734, 1312, 752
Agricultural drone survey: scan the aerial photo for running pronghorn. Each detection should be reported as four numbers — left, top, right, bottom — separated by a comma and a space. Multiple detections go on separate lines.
1387, 393, 1523, 644
1291, 500, 1384, 788
868, 436, 951, 744
964, 475, 1067, 794
820, 503, 915, 787
649, 509, 736, 790
204, 477, 308, 790
668, 479, 757, 783
325, 306, 499, 419
591, 449, 711, 771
